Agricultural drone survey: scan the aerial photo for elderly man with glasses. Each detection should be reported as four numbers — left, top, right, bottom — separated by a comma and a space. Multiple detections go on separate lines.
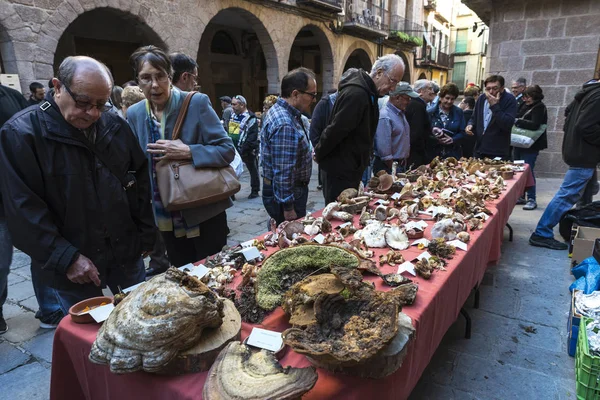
0, 56, 156, 314
315, 54, 405, 204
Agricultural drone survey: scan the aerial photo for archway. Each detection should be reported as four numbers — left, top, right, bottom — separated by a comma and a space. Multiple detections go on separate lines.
53, 8, 166, 86
396, 51, 411, 83
418, 72, 427, 80
288, 25, 335, 97
197, 7, 279, 113
0, 24, 17, 75
343, 49, 372, 72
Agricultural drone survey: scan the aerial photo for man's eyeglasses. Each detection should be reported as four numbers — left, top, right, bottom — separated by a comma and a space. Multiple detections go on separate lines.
138, 72, 170, 86
298, 90, 318, 99
385, 72, 399, 86
186, 72, 199, 83
61, 82, 113, 113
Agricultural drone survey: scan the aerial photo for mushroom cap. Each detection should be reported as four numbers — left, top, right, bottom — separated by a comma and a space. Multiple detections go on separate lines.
322, 202, 341, 219
385, 226, 409, 250
377, 174, 394, 192
284, 221, 306, 239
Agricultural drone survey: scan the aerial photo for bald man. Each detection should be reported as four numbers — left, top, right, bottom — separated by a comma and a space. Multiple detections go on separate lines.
0, 56, 156, 315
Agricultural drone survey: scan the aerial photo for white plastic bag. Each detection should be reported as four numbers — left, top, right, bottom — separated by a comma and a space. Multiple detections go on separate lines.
230, 149, 244, 178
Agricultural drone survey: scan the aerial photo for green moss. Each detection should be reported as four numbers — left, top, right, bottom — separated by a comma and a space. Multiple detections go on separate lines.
255, 245, 360, 310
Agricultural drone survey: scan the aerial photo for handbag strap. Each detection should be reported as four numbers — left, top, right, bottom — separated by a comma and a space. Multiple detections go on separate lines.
172, 91, 196, 140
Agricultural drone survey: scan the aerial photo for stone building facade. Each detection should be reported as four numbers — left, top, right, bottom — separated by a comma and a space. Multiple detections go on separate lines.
464, 0, 600, 177
0, 0, 430, 112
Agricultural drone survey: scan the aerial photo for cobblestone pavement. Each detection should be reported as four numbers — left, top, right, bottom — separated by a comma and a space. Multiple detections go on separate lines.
0, 166, 578, 399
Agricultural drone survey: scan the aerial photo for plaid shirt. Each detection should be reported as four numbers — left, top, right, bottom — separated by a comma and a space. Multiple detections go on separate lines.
261, 98, 312, 204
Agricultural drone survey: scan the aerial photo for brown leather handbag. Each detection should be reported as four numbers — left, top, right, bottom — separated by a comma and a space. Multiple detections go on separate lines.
156, 92, 241, 211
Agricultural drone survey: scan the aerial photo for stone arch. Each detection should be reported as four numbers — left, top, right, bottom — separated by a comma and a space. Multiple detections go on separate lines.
197, 6, 279, 111
32, 2, 173, 90
396, 51, 411, 83
418, 72, 427, 80
0, 21, 18, 75
286, 24, 335, 93
340, 41, 374, 73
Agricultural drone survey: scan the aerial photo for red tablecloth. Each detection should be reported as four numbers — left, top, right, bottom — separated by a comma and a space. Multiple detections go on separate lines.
51, 167, 534, 400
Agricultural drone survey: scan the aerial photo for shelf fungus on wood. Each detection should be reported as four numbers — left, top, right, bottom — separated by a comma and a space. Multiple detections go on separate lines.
255, 244, 361, 310
202, 341, 318, 400
282, 291, 399, 369
89, 268, 224, 374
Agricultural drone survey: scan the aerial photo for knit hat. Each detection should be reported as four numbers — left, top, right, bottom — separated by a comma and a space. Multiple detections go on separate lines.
219, 96, 231, 104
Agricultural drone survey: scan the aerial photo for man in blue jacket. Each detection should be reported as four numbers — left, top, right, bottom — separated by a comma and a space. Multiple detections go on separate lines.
466, 75, 517, 160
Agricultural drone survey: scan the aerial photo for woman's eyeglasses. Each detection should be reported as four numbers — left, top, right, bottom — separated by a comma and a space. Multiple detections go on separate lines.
61, 82, 113, 113
138, 73, 170, 86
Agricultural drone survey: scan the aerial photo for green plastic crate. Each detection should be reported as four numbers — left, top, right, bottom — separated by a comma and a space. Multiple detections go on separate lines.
576, 317, 600, 399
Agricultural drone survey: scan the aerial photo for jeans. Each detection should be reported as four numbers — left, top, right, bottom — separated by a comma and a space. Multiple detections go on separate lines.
580, 169, 599, 206
54, 257, 146, 314
161, 211, 228, 267
534, 167, 595, 238
262, 181, 309, 227
30, 260, 63, 322
0, 218, 12, 315
513, 147, 539, 201
361, 158, 374, 187
241, 153, 260, 194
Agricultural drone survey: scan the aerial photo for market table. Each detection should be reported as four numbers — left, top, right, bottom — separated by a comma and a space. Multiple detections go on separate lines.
51, 166, 534, 400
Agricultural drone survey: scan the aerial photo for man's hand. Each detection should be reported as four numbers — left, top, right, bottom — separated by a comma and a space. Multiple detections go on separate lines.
66, 254, 101, 286
485, 91, 500, 107
439, 134, 453, 145
283, 209, 297, 221
465, 125, 474, 136
147, 139, 192, 161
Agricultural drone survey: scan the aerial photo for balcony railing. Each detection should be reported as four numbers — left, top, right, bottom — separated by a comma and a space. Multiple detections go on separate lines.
296, 0, 343, 13
388, 15, 425, 46
343, 0, 389, 37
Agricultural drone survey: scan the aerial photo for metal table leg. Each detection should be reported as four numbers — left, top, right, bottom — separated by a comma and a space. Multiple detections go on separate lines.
506, 223, 513, 242
474, 285, 480, 309
460, 308, 472, 339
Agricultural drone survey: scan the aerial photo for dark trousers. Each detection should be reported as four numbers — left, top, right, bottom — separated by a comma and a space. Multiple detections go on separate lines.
513, 147, 539, 201
372, 157, 407, 176
322, 170, 361, 204
262, 180, 309, 227
161, 211, 229, 267
474, 152, 509, 161
149, 229, 170, 271
406, 151, 427, 170
242, 153, 260, 194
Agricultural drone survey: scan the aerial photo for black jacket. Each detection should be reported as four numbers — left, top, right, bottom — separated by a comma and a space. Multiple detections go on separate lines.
562, 82, 600, 168
0, 84, 28, 127
315, 69, 379, 182
0, 92, 156, 290
237, 112, 259, 156
514, 100, 548, 151
469, 91, 518, 157
405, 96, 432, 166
309, 93, 335, 147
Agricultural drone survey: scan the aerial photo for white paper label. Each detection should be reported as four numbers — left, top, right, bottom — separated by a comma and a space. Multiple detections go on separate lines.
178, 263, 195, 272
398, 261, 416, 276
493, 157, 502, 161
313, 233, 326, 244
238, 246, 261, 261
411, 238, 430, 247
189, 264, 210, 279
101, 287, 114, 297
246, 328, 283, 352
474, 212, 490, 221
447, 240, 467, 251
337, 222, 352, 229
241, 240, 255, 248
416, 251, 432, 261
513, 160, 525, 164
88, 303, 114, 323
375, 199, 388, 205
391, 192, 401, 200
122, 282, 145, 294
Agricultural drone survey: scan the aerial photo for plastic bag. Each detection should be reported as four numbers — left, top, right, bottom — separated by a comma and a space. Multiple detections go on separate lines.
570, 257, 600, 294
230, 148, 244, 178
559, 201, 600, 241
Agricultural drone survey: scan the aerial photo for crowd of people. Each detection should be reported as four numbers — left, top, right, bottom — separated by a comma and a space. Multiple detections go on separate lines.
0, 46, 598, 337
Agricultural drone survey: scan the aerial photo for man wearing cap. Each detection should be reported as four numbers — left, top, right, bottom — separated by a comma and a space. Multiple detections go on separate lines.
373, 82, 418, 174
230, 95, 260, 198
220, 96, 233, 131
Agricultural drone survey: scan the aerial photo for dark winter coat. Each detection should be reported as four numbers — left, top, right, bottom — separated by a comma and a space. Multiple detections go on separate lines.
0, 92, 156, 290
514, 100, 548, 152
314, 69, 379, 182
469, 91, 518, 157
405, 96, 432, 166
562, 82, 600, 168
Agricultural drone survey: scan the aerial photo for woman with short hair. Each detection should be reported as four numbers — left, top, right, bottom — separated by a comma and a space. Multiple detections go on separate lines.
428, 82, 466, 159
126, 45, 235, 267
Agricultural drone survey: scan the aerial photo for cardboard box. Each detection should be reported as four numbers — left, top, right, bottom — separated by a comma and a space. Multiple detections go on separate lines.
572, 226, 600, 266
0, 74, 22, 93
593, 238, 600, 264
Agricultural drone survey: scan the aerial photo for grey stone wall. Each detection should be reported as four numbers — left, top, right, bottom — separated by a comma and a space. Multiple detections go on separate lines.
486, 0, 600, 177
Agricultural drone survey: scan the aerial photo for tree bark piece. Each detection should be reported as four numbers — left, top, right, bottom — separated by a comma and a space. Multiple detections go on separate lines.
158, 299, 241, 375
203, 341, 318, 400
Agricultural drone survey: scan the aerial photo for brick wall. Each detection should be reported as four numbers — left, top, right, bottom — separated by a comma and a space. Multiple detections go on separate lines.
486, 0, 600, 177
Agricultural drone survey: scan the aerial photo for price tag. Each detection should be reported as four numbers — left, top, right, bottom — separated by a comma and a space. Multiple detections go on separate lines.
237, 246, 261, 261
513, 160, 525, 164
101, 287, 114, 297
88, 303, 115, 323
416, 251, 432, 261
391, 192, 401, 200
313, 233, 326, 244
411, 238, 430, 247
178, 263, 195, 272
398, 261, 416, 276
122, 281, 145, 294
374, 199, 388, 205
493, 157, 502, 161
189, 264, 209, 279
447, 240, 467, 251
337, 222, 352, 229
246, 328, 283, 352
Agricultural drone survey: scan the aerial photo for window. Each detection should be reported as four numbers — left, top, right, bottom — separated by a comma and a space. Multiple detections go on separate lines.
453, 61, 466, 90
455, 29, 468, 53
211, 31, 237, 55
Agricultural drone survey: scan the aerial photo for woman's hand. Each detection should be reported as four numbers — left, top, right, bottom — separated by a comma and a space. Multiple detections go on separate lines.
147, 139, 192, 161
439, 134, 453, 145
